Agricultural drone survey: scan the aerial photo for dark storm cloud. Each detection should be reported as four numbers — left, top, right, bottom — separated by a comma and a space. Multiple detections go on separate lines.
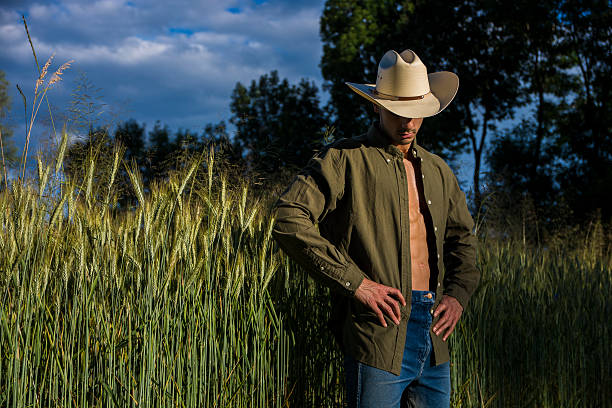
0, 0, 326, 149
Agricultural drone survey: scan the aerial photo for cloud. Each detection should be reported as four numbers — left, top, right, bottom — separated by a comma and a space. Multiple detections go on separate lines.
0, 0, 327, 152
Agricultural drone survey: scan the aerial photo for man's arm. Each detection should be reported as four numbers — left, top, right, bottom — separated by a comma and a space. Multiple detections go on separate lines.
272, 146, 405, 326
433, 172, 480, 340
272, 146, 366, 296
442, 174, 480, 308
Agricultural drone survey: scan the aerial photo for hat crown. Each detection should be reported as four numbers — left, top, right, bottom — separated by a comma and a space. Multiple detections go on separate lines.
375, 49, 430, 97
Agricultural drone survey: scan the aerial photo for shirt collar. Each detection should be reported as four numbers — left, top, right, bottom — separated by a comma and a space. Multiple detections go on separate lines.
365, 122, 420, 160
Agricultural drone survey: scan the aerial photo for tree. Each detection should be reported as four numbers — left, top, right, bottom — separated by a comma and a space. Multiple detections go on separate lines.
63, 127, 122, 207
114, 119, 145, 165
320, 0, 527, 203
486, 0, 612, 227
230, 70, 327, 175
554, 0, 612, 222
483, 0, 569, 234
201, 121, 247, 177
0, 70, 19, 174
145, 120, 173, 182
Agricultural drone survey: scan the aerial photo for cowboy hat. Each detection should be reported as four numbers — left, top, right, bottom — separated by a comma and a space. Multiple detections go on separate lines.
346, 49, 458, 118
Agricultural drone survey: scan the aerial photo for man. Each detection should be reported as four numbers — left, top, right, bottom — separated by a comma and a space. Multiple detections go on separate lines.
272, 49, 479, 407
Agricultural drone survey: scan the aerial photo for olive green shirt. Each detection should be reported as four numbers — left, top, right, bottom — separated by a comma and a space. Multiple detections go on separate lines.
271, 123, 479, 375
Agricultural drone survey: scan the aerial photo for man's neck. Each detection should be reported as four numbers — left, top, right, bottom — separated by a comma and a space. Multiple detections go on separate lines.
394, 143, 413, 159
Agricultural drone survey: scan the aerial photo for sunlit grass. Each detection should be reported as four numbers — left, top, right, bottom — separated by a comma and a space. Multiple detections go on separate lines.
0, 134, 288, 407
0, 131, 610, 407
1, 15, 610, 405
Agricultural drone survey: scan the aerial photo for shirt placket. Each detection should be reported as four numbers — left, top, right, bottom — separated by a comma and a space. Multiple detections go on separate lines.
418, 155, 443, 305
385, 147, 412, 373
386, 147, 412, 305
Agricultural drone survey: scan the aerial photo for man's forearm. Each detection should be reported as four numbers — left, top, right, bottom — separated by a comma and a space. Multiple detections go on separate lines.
442, 227, 479, 309
272, 207, 366, 296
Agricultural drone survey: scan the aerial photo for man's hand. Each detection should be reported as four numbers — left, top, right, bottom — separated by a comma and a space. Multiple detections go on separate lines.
432, 295, 463, 341
354, 278, 406, 328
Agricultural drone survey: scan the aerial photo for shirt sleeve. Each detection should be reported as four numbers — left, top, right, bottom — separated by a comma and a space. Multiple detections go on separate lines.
442, 173, 480, 309
271, 146, 366, 296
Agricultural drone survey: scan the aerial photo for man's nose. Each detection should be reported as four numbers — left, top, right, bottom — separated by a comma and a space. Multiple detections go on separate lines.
401, 117, 414, 126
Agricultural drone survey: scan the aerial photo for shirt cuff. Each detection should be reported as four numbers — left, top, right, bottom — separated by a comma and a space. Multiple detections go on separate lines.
338, 262, 366, 296
443, 284, 471, 310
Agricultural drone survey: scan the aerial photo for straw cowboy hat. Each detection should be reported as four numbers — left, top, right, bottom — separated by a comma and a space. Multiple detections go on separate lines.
346, 49, 459, 118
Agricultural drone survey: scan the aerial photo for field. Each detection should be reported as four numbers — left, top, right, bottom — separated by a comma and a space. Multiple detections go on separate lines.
0, 140, 610, 407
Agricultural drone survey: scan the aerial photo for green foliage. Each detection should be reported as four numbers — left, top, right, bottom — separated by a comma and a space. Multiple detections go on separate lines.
320, 0, 409, 140
553, 0, 612, 222
486, 0, 612, 226
1, 141, 610, 406
0, 142, 288, 407
146, 120, 173, 182
450, 236, 612, 407
320, 0, 528, 201
321, 0, 611, 217
230, 70, 327, 175
0, 70, 19, 169
62, 118, 248, 210
115, 119, 146, 166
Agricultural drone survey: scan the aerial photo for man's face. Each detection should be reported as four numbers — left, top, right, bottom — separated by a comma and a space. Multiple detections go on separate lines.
375, 104, 423, 146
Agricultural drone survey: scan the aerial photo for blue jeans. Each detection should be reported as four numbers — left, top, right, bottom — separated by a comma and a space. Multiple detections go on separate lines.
345, 290, 450, 407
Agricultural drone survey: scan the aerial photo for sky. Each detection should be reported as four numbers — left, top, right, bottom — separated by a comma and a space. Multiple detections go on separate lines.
0, 0, 327, 147
0, 0, 476, 188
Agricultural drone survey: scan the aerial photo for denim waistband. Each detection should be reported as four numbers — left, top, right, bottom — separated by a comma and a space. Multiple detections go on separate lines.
411, 290, 435, 304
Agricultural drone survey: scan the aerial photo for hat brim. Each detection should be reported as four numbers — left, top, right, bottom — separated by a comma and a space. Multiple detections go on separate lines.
346, 71, 459, 118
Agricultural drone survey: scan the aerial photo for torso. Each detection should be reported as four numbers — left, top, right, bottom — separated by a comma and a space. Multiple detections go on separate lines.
403, 157, 431, 291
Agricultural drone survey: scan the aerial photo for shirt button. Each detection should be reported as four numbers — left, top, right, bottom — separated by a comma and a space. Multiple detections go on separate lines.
420, 157, 423, 162
437, 253, 440, 259
422, 174, 425, 179
427, 200, 432, 205
434, 226, 438, 232
430, 308, 434, 314
437, 282, 441, 287
345, 282, 351, 287
386, 158, 390, 162
412, 150, 417, 158
320, 266, 324, 270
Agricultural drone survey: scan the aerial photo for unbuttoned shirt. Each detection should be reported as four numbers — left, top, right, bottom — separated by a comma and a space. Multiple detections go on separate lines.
272, 123, 480, 375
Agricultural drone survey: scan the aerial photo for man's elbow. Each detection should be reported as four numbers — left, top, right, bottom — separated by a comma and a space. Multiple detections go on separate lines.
271, 205, 304, 245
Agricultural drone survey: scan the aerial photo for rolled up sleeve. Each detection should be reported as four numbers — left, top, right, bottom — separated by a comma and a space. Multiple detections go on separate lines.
271, 146, 366, 296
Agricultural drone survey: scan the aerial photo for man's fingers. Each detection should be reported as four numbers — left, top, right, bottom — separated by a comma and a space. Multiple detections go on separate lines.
433, 315, 452, 336
378, 301, 399, 325
388, 288, 406, 306
433, 302, 447, 318
442, 320, 459, 341
385, 296, 401, 322
354, 279, 409, 327
431, 296, 464, 340
371, 304, 387, 327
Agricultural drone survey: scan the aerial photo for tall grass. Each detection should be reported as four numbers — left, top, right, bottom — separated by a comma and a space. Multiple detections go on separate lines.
0, 135, 289, 407
0, 133, 610, 407
450, 238, 611, 407
2, 17, 610, 404
277, 227, 612, 407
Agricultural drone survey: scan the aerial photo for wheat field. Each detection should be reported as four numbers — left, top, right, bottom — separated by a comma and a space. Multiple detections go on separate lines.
0, 131, 610, 407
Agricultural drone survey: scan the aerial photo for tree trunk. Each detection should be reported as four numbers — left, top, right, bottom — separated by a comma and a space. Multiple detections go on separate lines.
465, 102, 487, 210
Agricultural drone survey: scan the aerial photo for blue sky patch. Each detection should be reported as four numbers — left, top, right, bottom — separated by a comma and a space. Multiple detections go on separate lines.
226, 7, 242, 14
169, 27, 194, 36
